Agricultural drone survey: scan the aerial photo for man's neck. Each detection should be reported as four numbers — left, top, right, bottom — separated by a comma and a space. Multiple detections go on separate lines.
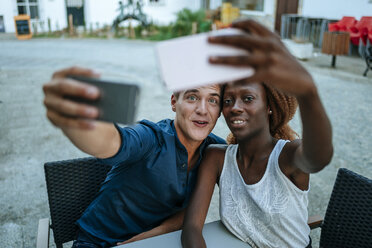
174, 124, 203, 170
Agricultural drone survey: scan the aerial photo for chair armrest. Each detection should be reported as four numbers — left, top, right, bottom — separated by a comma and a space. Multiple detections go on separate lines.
307, 215, 323, 230
37, 218, 50, 248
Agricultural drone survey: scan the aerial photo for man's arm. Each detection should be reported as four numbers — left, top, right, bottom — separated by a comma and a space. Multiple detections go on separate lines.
43, 67, 121, 158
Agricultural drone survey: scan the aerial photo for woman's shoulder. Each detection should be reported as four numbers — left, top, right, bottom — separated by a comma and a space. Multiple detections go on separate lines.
203, 144, 229, 170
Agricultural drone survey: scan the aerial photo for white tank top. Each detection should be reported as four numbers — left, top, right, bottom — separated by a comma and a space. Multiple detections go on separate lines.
219, 140, 310, 248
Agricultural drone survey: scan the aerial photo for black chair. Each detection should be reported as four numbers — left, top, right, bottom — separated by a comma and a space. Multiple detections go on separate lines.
363, 46, 372, 76
37, 157, 111, 248
308, 168, 372, 248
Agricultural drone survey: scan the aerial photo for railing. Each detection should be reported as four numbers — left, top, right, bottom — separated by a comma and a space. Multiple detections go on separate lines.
281, 14, 336, 48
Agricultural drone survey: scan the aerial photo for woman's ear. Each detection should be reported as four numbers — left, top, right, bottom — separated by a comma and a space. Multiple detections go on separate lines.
267, 106, 272, 115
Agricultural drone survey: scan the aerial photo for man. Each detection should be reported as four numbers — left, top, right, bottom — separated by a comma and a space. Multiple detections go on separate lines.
43, 67, 225, 247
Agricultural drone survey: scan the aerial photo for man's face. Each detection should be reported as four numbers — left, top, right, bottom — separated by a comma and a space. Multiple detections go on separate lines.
171, 85, 221, 145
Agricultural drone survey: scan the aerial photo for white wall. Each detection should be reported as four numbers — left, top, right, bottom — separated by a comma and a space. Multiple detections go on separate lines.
85, 0, 201, 28
85, 0, 119, 28
142, 0, 201, 25
0, 0, 18, 33
301, 0, 372, 20
40, 0, 67, 32
0, 0, 67, 33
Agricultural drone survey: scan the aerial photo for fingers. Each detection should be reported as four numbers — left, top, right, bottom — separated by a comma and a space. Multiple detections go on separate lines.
44, 93, 99, 119
208, 34, 278, 52
46, 109, 96, 129
43, 67, 102, 129
43, 78, 100, 100
52, 66, 100, 79
209, 52, 267, 68
232, 19, 275, 38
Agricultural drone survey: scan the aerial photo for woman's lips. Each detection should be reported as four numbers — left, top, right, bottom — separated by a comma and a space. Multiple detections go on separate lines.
229, 119, 246, 128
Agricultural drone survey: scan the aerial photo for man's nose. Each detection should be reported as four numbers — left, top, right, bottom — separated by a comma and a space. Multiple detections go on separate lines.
196, 100, 208, 115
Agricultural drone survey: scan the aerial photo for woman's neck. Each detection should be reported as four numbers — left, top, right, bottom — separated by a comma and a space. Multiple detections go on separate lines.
237, 131, 276, 168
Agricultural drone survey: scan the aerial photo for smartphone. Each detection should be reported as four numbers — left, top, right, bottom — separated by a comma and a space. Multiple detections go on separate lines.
67, 76, 140, 125
155, 28, 254, 91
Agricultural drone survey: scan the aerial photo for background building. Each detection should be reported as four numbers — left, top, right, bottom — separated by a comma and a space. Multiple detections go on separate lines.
0, 0, 370, 34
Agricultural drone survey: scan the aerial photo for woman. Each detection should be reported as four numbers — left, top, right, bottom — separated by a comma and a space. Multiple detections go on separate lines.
181, 20, 333, 248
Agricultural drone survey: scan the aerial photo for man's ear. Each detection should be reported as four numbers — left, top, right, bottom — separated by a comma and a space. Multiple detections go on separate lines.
171, 94, 177, 112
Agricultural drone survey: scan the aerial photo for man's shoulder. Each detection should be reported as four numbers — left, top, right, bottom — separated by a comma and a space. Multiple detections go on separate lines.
134, 119, 174, 144
138, 119, 174, 134
206, 132, 226, 145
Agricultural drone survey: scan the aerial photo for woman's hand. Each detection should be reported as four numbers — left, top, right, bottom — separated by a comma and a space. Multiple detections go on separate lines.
116, 228, 162, 245
208, 19, 316, 98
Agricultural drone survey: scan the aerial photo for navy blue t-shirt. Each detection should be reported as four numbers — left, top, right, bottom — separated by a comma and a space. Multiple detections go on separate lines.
76, 119, 225, 246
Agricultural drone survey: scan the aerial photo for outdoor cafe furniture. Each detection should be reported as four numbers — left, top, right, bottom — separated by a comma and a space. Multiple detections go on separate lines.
321, 31, 350, 67
328, 16, 357, 32
363, 46, 372, 76
37, 158, 372, 248
115, 220, 250, 248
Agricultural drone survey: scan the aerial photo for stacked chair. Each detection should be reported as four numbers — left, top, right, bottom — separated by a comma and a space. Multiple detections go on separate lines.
328, 16, 357, 32
329, 16, 372, 76
328, 16, 372, 46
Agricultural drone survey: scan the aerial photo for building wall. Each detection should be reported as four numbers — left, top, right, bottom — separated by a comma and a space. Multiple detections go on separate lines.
39, 0, 67, 32
210, 0, 276, 29
1, 0, 66, 33
0, 0, 17, 33
84, 0, 202, 28
142, 0, 201, 25
301, 0, 372, 20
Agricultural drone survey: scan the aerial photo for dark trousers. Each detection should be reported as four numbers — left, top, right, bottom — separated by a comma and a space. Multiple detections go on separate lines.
72, 240, 101, 248
72, 229, 109, 248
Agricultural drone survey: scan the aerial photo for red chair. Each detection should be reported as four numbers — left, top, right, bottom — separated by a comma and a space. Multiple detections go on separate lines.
349, 16, 372, 45
328, 16, 357, 32
368, 25, 372, 44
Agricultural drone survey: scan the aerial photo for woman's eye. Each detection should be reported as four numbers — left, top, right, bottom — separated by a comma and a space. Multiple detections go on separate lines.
223, 99, 232, 105
244, 96, 254, 102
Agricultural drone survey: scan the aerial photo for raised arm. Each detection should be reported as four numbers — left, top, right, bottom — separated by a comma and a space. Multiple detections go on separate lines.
43, 67, 121, 158
182, 146, 225, 248
208, 19, 333, 174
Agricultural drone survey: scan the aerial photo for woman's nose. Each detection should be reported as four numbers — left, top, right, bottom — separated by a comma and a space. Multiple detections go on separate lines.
231, 99, 243, 113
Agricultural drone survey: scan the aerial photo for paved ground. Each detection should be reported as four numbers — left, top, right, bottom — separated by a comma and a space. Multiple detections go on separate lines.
0, 37, 371, 248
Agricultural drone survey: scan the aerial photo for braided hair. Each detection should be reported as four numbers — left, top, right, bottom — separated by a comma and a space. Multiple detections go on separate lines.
226, 83, 298, 144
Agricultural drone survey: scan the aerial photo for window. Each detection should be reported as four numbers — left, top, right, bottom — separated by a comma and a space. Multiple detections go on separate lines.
16, 0, 39, 19
148, 0, 166, 6
225, 0, 264, 11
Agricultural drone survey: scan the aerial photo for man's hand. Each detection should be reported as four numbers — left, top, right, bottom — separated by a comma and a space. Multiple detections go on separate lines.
208, 19, 316, 98
43, 66, 101, 129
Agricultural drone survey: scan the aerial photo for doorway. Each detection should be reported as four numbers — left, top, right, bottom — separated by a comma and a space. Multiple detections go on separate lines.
275, 0, 299, 33
66, 0, 85, 26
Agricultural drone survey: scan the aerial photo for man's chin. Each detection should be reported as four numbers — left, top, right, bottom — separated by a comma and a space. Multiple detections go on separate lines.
190, 130, 212, 142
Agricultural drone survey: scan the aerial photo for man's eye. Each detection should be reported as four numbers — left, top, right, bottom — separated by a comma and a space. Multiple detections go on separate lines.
188, 95, 197, 101
244, 96, 254, 102
209, 98, 218, 104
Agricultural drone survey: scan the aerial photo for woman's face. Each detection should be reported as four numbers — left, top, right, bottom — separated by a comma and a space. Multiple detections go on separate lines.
222, 81, 270, 141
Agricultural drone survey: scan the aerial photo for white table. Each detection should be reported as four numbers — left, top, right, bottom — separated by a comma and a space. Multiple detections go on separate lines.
117, 221, 251, 247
